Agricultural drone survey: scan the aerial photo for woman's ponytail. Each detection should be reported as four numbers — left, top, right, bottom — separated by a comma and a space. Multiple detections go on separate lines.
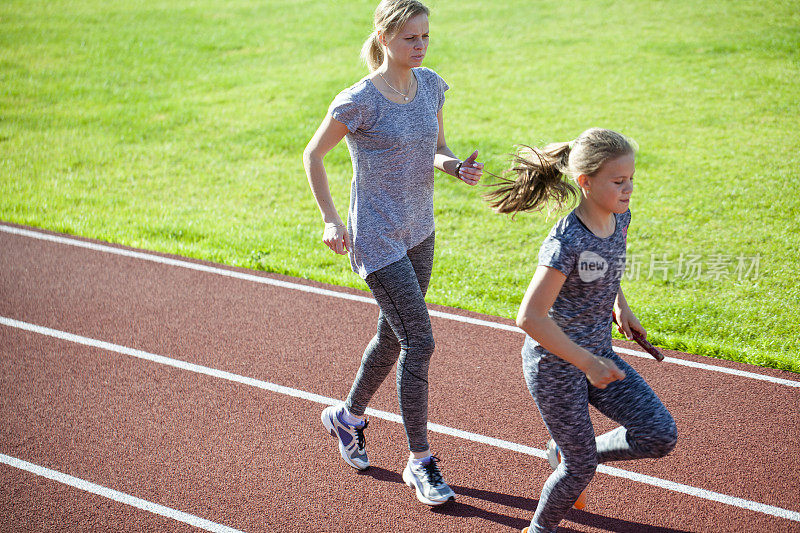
360, 31, 384, 72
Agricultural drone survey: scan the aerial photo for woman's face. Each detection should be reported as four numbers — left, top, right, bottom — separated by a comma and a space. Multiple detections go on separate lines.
381, 13, 429, 69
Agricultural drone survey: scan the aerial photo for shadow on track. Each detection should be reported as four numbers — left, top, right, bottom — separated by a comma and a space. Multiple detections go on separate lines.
354, 470, 540, 531
355, 470, 690, 532
356, 465, 403, 483
450, 484, 693, 533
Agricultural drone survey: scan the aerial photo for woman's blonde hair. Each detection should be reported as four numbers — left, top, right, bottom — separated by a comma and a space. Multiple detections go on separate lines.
485, 128, 637, 216
360, 0, 430, 71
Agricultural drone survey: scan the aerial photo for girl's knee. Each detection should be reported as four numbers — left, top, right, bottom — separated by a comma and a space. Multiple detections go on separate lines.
641, 415, 678, 458
653, 418, 678, 457
561, 450, 598, 484
563, 460, 597, 486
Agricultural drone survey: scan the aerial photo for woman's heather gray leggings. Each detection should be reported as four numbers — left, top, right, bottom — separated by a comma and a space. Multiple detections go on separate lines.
345, 231, 435, 453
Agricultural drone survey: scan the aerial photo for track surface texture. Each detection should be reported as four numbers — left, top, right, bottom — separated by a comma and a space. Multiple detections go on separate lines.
1, 222, 799, 533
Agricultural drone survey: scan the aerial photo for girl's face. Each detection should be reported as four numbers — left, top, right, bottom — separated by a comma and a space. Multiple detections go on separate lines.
581, 153, 635, 214
381, 13, 429, 69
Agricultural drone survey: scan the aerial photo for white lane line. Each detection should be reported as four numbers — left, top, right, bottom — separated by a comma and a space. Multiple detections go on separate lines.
612, 346, 799, 386
0, 454, 244, 533
2, 223, 798, 389
3, 316, 798, 523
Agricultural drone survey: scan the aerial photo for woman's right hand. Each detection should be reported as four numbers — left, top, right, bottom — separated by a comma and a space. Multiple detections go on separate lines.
583, 355, 626, 389
323, 222, 350, 255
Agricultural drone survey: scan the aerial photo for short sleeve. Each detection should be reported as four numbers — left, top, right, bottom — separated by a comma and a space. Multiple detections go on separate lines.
621, 209, 631, 231
434, 71, 449, 111
328, 90, 362, 133
618, 209, 631, 245
538, 236, 578, 278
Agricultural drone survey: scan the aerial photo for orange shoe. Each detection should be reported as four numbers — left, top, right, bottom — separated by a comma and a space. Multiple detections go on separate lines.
546, 439, 589, 510
522, 528, 529, 533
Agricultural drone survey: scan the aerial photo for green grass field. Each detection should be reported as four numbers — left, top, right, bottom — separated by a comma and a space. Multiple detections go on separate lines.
2, 0, 799, 372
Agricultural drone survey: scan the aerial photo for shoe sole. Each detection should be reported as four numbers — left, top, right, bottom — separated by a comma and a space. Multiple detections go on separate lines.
321, 408, 369, 471
402, 466, 454, 506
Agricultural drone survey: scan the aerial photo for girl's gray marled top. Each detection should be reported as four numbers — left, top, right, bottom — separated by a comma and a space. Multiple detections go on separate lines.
328, 67, 448, 278
525, 209, 632, 357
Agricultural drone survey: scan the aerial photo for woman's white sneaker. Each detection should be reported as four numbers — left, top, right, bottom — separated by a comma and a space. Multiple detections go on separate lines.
402, 455, 455, 506
321, 405, 369, 470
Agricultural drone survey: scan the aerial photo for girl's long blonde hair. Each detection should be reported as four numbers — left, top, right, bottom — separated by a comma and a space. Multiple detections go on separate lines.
360, 0, 429, 71
485, 128, 636, 216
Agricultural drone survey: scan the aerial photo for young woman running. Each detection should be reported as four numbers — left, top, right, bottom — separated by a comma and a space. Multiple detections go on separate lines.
485, 128, 677, 532
302, 0, 483, 506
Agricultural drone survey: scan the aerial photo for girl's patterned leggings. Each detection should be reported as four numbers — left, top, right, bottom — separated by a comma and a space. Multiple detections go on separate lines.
523, 347, 678, 532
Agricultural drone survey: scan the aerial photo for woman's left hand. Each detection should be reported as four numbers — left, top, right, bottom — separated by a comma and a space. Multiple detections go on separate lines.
456, 150, 484, 186
613, 306, 645, 341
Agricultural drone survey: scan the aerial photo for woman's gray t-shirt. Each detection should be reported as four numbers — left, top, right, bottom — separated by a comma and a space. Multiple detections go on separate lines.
328, 67, 449, 278
524, 209, 632, 358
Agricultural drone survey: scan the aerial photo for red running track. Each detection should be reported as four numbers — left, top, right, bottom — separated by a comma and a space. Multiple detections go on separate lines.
1, 222, 799, 533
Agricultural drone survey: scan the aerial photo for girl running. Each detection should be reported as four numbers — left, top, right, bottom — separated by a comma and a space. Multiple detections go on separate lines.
302, 0, 483, 506
485, 128, 677, 532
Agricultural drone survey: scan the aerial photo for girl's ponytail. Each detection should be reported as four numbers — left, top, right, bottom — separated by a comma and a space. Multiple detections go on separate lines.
485, 142, 578, 216
360, 31, 384, 72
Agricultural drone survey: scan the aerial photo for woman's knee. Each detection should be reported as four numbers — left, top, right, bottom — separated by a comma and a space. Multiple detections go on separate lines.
399, 328, 435, 356
417, 333, 435, 357
398, 333, 435, 375
376, 325, 400, 352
